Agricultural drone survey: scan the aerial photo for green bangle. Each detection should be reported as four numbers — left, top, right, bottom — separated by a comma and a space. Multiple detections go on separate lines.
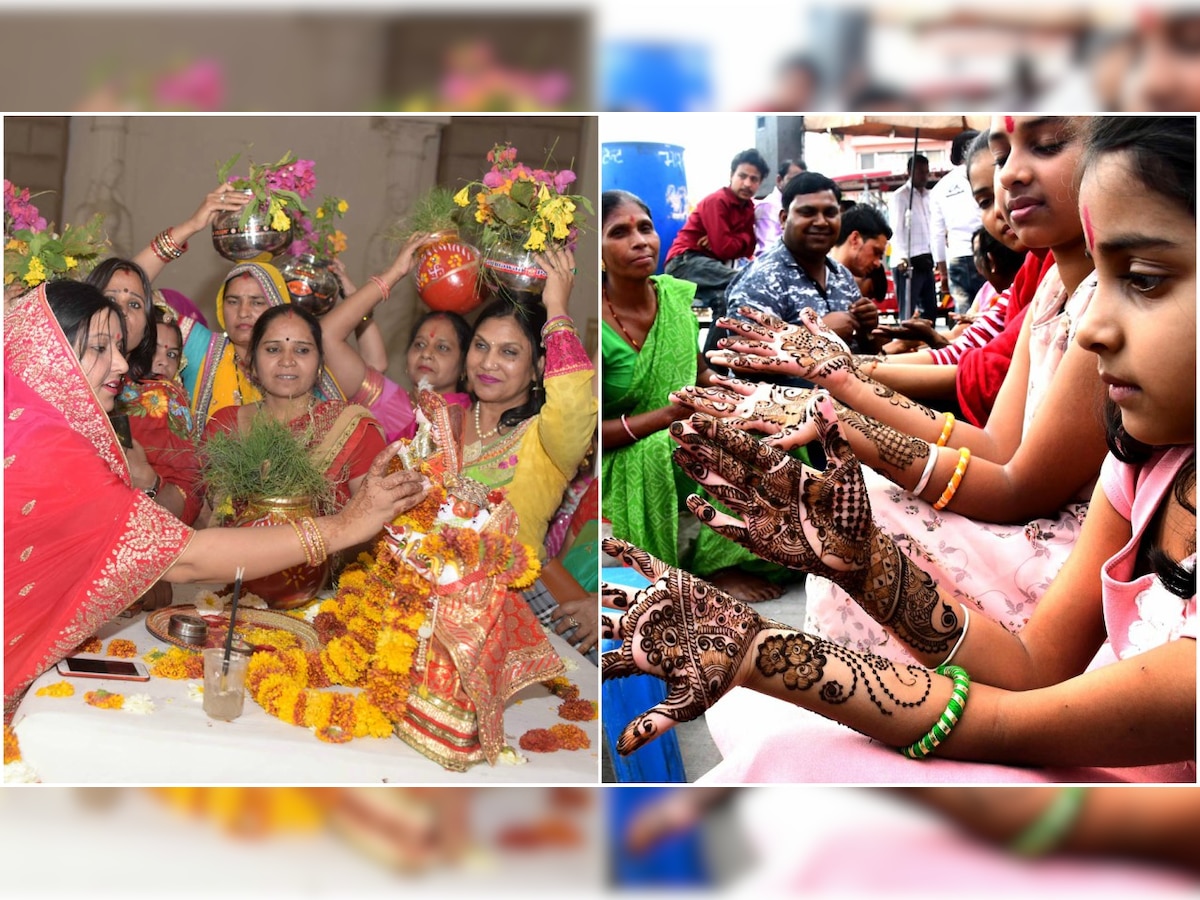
1009, 787, 1088, 856
900, 664, 970, 760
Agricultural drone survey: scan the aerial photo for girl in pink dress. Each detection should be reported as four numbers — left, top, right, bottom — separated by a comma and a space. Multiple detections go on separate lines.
602, 116, 1195, 782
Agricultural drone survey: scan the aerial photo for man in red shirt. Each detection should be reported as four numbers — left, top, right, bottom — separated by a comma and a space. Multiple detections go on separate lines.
663, 148, 768, 314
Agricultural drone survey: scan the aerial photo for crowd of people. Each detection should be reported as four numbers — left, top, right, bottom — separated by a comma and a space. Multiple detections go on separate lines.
601, 115, 1195, 783
4, 170, 598, 718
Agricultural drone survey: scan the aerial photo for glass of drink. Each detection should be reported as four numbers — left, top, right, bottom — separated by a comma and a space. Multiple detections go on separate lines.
202, 647, 249, 721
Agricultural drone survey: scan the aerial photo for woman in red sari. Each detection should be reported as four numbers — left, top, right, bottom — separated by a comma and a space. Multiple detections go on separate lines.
4, 281, 428, 718
202, 304, 384, 515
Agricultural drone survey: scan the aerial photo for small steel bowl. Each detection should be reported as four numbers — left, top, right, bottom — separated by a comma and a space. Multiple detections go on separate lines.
168, 614, 209, 644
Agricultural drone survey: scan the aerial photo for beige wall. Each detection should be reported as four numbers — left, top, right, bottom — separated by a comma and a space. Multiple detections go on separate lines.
55, 114, 598, 389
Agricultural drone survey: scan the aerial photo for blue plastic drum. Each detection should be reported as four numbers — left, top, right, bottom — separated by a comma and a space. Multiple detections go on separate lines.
601, 142, 689, 274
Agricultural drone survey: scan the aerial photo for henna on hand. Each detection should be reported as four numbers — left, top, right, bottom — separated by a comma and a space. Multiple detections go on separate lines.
672, 377, 813, 443
670, 397, 962, 659
708, 307, 854, 382
670, 394, 875, 580
600, 538, 775, 755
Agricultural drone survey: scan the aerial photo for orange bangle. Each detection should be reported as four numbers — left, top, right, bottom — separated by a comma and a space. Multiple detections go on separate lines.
936, 412, 956, 447
933, 447, 971, 511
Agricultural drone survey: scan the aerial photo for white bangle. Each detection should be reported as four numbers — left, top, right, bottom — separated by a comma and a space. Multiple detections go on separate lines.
912, 444, 938, 496
940, 604, 971, 666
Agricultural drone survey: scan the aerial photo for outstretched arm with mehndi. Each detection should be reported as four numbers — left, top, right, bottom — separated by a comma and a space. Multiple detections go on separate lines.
602, 399, 1194, 768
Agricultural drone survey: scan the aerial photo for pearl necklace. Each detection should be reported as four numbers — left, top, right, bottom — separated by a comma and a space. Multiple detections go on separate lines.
473, 402, 499, 442
465, 403, 501, 464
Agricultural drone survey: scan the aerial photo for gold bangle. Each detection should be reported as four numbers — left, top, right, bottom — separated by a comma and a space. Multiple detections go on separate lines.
289, 518, 316, 567
933, 447, 971, 511
936, 412, 956, 447
297, 516, 328, 566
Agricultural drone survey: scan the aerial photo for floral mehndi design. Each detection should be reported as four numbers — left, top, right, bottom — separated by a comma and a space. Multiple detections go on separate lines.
600, 538, 780, 755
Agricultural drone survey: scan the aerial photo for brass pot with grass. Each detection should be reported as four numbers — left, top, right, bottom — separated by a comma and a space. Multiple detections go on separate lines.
202, 416, 334, 610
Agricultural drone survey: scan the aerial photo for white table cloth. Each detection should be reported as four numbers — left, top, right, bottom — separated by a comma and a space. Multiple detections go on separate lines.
11, 588, 599, 784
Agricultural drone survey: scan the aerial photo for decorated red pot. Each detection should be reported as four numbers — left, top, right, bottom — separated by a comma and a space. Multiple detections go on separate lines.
413, 230, 484, 314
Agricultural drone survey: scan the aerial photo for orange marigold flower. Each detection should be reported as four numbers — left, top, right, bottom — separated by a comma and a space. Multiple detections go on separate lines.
542, 677, 579, 701
556, 699, 596, 721
548, 724, 590, 750
106, 639, 138, 658
35, 681, 76, 698
519, 728, 560, 753
4, 724, 22, 764
77, 636, 102, 654
85, 690, 125, 709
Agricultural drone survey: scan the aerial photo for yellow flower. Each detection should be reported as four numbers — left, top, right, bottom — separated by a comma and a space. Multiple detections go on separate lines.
6, 238, 27, 253
36, 681, 76, 698
453, 186, 471, 207
523, 227, 547, 252
336, 200, 348, 214
23, 257, 46, 286
4, 273, 13, 285
64, 256, 78, 270
315, 207, 325, 219
268, 198, 290, 232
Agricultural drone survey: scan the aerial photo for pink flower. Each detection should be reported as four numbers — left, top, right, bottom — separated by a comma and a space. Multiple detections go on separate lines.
482, 170, 507, 189
152, 59, 225, 112
3, 179, 47, 233
267, 158, 317, 199
553, 170, 577, 193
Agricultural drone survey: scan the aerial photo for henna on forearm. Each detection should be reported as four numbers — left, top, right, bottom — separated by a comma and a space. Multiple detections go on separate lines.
833, 402, 932, 479
755, 629, 934, 714
837, 529, 963, 658
852, 367, 940, 420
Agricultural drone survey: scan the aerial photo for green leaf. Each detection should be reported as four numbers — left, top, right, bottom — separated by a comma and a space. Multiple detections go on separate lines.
509, 179, 537, 207
217, 152, 241, 185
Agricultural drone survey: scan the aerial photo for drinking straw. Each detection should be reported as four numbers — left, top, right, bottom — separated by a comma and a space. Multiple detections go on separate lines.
220, 566, 245, 685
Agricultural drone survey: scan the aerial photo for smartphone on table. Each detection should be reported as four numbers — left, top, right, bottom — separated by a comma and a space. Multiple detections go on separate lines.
55, 656, 150, 681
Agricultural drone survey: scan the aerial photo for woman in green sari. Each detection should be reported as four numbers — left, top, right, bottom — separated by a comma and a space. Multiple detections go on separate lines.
600, 190, 782, 602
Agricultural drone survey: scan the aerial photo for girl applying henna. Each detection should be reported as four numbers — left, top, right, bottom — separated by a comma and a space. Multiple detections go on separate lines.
603, 116, 1195, 782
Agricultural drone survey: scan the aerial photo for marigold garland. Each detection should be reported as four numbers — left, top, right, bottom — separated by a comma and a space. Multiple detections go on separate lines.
244, 430, 543, 745
107, 639, 138, 658
35, 681, 75, 698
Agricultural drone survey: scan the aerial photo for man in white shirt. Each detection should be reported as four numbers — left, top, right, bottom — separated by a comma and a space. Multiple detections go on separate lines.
888, 154, 937, 321
930, 130, 986, 314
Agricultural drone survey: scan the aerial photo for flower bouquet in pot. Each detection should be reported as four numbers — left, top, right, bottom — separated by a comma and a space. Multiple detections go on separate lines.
200, 414, 335, 608
211, 150, 315, 261
453, 142, 592, 295
4, 180, 108, 301
279, 194, 350, 315
394, 186, 484, 315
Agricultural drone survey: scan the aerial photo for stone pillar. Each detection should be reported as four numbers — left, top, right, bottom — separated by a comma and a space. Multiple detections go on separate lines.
70, 117, 135, 256
366, 116, 448, 383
